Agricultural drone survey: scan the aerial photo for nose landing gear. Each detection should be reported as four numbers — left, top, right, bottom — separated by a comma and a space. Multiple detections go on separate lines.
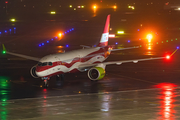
41, 77, 50, 88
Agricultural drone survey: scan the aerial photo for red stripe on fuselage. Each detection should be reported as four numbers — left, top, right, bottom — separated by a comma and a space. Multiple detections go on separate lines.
36, 47, 110, 73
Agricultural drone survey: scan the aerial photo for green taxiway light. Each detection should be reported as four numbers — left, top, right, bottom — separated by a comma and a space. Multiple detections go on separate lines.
2, 51, 6, 54
162, 41, 163, 43
176, 38, 177, 40
157, 42, 158, 44
166, 40, 168, 42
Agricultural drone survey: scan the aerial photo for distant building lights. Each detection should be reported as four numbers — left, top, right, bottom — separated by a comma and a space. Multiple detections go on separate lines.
81, 6, 84, 8
74, 8, 76, 10
69, 5, 72, 8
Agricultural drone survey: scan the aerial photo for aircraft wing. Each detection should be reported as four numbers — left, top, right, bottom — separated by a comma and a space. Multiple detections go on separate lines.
110, 46, 139, 51
2, 44, 40, 61
78, 57, 165, 69
78, 48, 178, 69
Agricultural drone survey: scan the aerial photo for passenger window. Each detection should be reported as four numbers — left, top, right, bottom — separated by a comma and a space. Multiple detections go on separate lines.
48, 62, 53, 66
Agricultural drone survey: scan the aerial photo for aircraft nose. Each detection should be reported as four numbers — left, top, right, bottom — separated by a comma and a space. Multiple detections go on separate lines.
35, 70, 44, 77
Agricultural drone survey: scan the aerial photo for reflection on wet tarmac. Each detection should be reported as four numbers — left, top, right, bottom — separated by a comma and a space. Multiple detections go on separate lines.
0, 77, 10, 120
156, 83, 177, 120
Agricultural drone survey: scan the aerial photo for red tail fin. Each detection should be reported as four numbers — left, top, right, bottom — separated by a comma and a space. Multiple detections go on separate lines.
98, 15, 110, 47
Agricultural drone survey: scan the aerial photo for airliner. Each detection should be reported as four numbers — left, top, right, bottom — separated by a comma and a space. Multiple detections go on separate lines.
2, 15, 173, 87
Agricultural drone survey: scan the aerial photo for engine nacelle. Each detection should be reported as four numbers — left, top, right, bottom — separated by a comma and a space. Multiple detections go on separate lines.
88, 67, 105, 80
30, 66, 39, 78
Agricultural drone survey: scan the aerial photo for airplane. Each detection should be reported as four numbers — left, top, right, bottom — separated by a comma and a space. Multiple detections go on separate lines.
2, 15, 174, 88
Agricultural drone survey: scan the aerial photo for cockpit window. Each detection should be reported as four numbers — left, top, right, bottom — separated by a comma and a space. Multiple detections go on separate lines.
38, 62, 53, 66
38, 62, 42, 66
42, 62, 48, 66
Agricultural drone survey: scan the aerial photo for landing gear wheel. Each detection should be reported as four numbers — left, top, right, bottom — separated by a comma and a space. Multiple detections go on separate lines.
56, 74, 64, 87
41, 77, 50, 88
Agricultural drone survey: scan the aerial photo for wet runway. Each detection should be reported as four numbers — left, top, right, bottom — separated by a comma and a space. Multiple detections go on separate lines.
1, 5, 180, 119
1, 86, 180, 120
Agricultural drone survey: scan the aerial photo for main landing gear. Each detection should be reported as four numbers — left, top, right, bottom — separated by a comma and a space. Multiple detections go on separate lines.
56, 74, 64, 87
41, 77, 50, 88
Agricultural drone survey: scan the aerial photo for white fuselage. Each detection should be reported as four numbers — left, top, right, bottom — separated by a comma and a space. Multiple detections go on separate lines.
35, 47, 110, 78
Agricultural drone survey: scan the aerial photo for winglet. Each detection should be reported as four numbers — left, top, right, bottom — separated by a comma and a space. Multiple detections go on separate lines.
170, 48, 179, 56
2, 44, 6, 54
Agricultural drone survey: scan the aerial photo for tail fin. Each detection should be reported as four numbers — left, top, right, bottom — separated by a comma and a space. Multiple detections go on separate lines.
98, 14, 110, 47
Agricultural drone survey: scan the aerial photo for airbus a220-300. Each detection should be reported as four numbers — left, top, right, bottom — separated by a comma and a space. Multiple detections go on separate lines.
2, 15, 172, 88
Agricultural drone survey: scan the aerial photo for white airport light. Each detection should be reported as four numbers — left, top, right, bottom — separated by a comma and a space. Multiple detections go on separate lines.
109, 34, 115, 38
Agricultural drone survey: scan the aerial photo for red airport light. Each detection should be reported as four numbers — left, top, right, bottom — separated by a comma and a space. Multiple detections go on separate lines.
166, 55, 170, 59
5, 1, 8, 4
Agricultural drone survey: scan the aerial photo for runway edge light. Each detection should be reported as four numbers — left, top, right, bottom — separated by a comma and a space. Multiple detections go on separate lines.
2, 44, 6, 54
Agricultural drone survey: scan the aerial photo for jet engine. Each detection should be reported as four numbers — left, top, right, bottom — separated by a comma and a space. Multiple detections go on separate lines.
88, 67, 105, 80
30, 66, 39, 78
